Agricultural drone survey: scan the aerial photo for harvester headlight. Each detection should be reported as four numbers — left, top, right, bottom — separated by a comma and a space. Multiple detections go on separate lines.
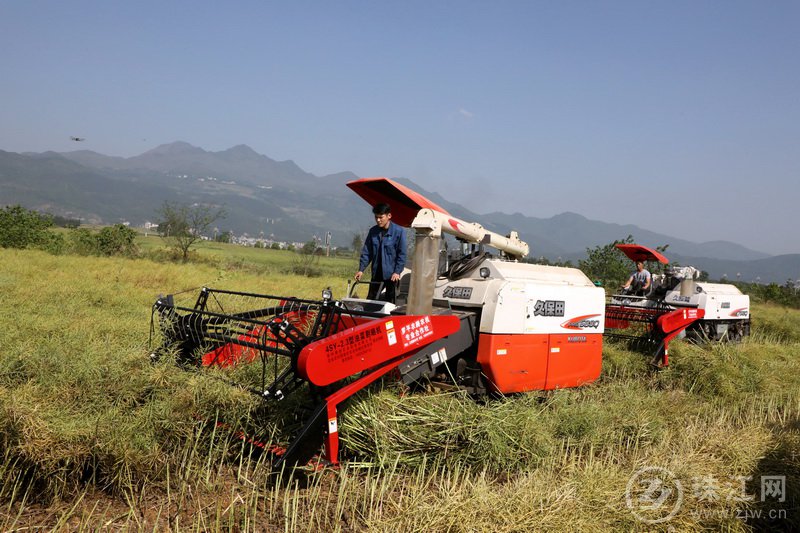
322, 288, 333, 301
479, 267, 491, 279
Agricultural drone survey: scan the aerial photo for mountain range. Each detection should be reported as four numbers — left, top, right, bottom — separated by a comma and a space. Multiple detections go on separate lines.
1, 142, 797, 284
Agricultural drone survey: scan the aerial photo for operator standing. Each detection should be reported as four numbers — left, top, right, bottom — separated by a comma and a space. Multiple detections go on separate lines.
622, 260, 651, 296
354, 203, 407, 302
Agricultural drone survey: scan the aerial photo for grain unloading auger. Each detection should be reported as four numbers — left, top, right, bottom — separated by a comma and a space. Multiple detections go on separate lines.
149, 177, 710, 470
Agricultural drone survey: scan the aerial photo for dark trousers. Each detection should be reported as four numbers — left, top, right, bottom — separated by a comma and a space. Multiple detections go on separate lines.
367, 279, 397, 303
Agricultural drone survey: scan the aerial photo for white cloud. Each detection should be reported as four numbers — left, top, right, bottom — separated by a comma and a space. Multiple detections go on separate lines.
458, 108, 475, 119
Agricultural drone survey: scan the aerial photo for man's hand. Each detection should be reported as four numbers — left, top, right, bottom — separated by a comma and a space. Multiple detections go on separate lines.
354, 271, 363, 281
390, 273, 401, 283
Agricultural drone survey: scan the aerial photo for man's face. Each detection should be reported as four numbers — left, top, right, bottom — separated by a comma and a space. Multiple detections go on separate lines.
636, 261, 644, 271
375, 212, 391, 229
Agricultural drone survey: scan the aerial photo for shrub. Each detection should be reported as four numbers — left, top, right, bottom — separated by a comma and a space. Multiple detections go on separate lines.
70, 228, 101, 255
39, 232, 66, 255
745, 281, 800, 309
287, 239, 324, 276
95, 224, 138, 256
0, 205, 55, 249
68, 225, 139, 257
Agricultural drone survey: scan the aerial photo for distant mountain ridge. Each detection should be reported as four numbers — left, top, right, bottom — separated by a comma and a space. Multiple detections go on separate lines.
63, 141, 316, 185
388, 178, 770, 262
2, 142, 797, 283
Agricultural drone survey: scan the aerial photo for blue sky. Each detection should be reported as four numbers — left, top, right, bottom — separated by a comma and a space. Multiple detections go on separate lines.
1, 1, 798, 255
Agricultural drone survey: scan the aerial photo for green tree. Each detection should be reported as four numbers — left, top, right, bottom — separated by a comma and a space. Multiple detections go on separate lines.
352, 233, 363, 259
70, 228, 100, 255
215, 230, 233, 243
291, 239, 323, 277
653, 244, 672, 275
155, 201, 226, 261
96, 224, 138, 256
578, 235, 635, 288
301, 239, 319, 255
0, 205, 55, 249
52, 215, 81, 228
68, 225, 138, 257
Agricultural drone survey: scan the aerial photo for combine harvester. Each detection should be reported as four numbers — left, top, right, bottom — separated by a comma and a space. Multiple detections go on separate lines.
149, 178, 741, 470
605, 243, 751, 367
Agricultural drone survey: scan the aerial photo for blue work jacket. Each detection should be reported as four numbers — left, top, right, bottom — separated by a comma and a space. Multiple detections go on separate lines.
358, 222, 407, 281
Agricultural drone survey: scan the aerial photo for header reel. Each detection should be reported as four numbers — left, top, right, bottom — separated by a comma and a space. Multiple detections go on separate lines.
149, 286, 460, 471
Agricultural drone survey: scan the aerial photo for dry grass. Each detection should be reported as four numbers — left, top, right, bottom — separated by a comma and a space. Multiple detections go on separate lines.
1, 246, 798, 531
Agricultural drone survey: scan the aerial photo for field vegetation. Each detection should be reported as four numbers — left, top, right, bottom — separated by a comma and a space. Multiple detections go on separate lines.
1, 233, 798, 531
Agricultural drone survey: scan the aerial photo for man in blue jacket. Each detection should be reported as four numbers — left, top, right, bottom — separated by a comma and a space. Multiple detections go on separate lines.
354, 203, 407, 302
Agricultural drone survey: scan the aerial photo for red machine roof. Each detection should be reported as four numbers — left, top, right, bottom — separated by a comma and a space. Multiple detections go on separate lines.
615, 243, 670, 264
346, 177, 450, 227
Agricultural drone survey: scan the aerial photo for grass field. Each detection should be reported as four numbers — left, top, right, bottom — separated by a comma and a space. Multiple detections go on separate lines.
1, 243, 798, 531
136, 233, 358, 281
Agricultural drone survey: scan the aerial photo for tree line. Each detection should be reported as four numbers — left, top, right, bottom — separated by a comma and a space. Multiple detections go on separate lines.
0, 205, 138, 257
4, 204, 799, 308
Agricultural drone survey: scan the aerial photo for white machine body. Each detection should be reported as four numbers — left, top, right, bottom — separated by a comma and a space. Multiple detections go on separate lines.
433, 261, 606, 335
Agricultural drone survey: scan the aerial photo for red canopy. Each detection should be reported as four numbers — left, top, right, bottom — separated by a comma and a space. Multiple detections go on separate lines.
346, 177, 450, 227
615, 243, 670, 264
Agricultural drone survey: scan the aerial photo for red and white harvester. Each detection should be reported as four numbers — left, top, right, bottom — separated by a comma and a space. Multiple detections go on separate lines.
149, 178, 714, 470
605, 243, 751, 367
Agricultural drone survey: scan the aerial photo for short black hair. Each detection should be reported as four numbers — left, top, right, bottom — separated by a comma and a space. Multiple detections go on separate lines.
372, 203, 391, 215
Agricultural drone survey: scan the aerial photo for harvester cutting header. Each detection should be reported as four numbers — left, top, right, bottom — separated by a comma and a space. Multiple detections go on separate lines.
150, 177, 749, 470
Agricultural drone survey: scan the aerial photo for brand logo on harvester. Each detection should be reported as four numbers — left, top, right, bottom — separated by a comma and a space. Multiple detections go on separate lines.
533, 300, 564, 317
561, 314, 601, 330
730, 308, 749, 318
443, 286, 473, 299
